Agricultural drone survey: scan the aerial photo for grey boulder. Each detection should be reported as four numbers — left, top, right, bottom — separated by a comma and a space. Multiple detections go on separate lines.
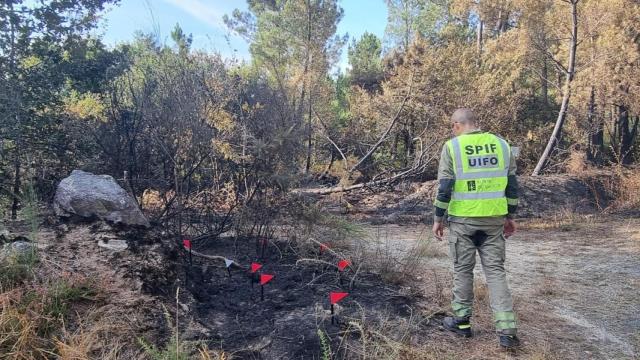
54, 170, 149, 227
0, 241, 36, 263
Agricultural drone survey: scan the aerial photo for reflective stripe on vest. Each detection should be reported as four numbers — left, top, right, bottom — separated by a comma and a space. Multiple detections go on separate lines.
446, 133, 510, 217
451, 191, 506, 200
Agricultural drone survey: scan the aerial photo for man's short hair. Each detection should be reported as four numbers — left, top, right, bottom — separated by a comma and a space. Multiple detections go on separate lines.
451, 108, 476, 125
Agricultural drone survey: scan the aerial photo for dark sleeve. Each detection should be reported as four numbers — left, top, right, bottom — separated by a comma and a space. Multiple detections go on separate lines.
434, 179, 454, 220
434, 144, 454, 222
505, 175, 519, 217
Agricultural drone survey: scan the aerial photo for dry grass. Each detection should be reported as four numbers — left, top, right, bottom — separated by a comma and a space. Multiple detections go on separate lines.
532, 274, 558, 298
333, 303, 430, 360
55, 308, 137, 359
329, 300, 565, 360
519, 208, 596, 231
354, 225, 446, 286
566, 149, 589, 175
608, 167, 640, 210
0, 254, 148, 360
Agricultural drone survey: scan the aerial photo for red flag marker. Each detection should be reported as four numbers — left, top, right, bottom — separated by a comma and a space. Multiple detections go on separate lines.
329, 292, 349, 324
182, 239, 193, 284
260, 274, 274, 285
259, 274, 274, 301
183, 239, 193, 267
250, 262, 263, 273
330, 292, 348, 305
337, 259, 350, 271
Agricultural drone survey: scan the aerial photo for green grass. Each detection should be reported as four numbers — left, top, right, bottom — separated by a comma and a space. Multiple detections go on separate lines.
138, 300, 209, 360
0, 244, 39, 290
318, 329, 332, 360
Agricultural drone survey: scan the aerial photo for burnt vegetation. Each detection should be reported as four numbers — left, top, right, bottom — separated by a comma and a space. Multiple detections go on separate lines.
0, 0, 639, 359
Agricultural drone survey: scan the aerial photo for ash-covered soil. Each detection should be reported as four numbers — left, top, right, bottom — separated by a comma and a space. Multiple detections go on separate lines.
178, 235, 432, 359
8, 212, 438, 359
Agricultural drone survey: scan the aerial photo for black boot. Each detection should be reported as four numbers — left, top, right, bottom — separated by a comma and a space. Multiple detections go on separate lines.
443, 316, 472, 338
499, 334, 520, 349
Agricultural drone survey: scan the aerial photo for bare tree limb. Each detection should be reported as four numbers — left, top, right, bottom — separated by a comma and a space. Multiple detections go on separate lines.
348, 72, 415, 175
312, 108, 348, 172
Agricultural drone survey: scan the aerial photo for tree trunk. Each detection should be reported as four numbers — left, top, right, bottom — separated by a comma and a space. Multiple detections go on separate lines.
496, 10, 503, 34
391, 132, 399, 161
306, 98, 313, 174
11, 147, 21, 220
325, 149, 335, 173
541, 58, 548, 106
476, 19, 483, 66
532, 0, 579, 175
8, 1, 20, 219
303, 0, 313, 174
618, 105, 637, 165
587, 87, 603, 163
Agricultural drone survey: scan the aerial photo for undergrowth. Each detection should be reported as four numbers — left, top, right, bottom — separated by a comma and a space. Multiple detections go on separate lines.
0, 275, 101, 358
0, 244, 39, 290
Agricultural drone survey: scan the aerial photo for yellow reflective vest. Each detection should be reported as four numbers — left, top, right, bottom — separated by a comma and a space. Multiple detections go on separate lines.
446, 132, 510, 217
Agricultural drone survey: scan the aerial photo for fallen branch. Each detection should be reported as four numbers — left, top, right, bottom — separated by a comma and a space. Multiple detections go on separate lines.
291, 165, 421, 195
188, 249, 246, 269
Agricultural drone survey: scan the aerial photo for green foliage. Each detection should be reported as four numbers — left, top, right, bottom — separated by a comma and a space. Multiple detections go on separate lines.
138, 307, 206, 360
138, 337, 190, 360
0, 248, 38, 290
21, 183, 40, 241
331, 74, 352, 125
348, 32, 383, 88
318, 329, 332, 360
384, 0, 455, 50
171, 23, 193, 55
42, 279, 98, 321
0, 0, 121, 215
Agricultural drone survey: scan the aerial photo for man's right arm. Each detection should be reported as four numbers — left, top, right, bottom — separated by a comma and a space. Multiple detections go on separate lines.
434, 144, 455, 223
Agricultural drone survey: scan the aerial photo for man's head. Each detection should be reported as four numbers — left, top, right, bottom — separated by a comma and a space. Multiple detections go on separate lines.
451, 108, 478, 136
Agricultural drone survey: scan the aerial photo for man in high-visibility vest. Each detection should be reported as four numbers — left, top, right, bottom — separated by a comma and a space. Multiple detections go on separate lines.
432, 108, 520, 349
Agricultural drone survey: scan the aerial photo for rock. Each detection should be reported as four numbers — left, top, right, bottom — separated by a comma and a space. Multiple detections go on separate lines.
0, 241, 36, 263
53, 170, 149, 227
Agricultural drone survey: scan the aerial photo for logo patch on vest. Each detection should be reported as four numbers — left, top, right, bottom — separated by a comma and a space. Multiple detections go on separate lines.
467, 180, 476, 191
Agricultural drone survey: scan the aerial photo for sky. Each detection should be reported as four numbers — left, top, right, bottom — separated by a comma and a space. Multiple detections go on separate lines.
97, 0, 389, 71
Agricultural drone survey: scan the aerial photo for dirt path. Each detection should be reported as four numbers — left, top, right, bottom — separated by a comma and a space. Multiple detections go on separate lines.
359, 216, 640, 359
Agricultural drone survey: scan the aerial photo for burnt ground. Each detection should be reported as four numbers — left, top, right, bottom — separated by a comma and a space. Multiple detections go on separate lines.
318, 173, 617, 224
178, 235, 431, 359
3, 211, 442, 359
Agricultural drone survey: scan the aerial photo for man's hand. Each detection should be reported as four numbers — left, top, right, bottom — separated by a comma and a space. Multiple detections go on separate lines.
433, 221, 445, 241
504, 218, 516, 238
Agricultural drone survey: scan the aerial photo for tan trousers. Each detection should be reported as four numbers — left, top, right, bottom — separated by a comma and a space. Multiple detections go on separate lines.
448, 221, 517, 334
